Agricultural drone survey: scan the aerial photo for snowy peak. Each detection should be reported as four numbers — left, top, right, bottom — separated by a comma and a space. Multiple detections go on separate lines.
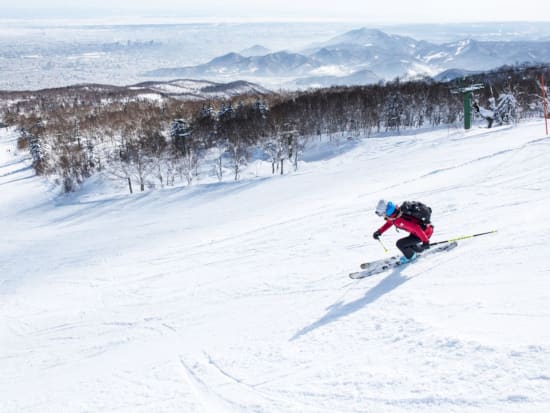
251, 51, 318, 75
320, 27, 420, 49
208, 52, 248, 67
144, 50, 320, 79
143, 27, 550, 89
426, 39, 550, 71
240, 44, 271, 57
323, 27, 392, 45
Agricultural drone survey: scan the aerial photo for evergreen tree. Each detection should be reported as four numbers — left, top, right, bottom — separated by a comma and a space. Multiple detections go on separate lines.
496, 91, 519, 125
170, 119, 192, 156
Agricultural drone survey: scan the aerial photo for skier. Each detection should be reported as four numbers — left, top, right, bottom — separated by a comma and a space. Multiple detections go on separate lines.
473, 101, 494, 128
372, 199, 433, 264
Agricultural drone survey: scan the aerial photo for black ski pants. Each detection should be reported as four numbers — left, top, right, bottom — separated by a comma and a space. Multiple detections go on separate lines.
396, 234, 423, 259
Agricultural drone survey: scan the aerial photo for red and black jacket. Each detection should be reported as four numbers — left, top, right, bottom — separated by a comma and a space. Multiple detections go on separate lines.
376, 209, 433, 242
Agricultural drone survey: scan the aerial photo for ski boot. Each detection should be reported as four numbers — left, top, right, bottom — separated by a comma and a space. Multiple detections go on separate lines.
399, 252, 417, 265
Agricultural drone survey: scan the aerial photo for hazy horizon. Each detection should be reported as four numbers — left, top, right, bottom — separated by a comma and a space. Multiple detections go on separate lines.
2, 0, 550, 24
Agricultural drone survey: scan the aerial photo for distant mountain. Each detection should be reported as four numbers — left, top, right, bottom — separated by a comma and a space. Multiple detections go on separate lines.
295, 69, 380, 88
433, 68, 481, 82
129, 79, 271, 100
22, 79, 271, 101
308, 28, 429, 55
143, 27, 550, 89
144, 51, 320, 79
424, 39, 550, 70
240, 45, 271, 57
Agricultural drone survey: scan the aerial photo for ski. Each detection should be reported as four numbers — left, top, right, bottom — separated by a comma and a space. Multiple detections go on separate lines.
349, 242, 458, 279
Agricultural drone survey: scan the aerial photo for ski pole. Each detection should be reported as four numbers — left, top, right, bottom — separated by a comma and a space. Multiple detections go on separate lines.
377, 238, 389, 253
429, 230, 498, 247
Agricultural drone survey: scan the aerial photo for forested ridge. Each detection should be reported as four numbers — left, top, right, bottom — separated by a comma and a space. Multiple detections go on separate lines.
1, 63, 548, 193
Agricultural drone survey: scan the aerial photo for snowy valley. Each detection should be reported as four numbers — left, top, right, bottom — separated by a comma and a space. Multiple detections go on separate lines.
1, 118, 549, 412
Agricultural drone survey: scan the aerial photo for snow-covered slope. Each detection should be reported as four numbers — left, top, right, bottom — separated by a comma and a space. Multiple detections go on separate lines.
1, 121, 549, 412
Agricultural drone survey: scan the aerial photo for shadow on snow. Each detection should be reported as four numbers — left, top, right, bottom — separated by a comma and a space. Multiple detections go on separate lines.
290, 267, 411, 341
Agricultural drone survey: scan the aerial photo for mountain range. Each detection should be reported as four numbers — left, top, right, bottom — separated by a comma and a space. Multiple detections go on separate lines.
143, 27, 550, 88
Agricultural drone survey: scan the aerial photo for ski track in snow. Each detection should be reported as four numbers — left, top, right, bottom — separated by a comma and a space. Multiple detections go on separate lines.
1, 121, 550, 412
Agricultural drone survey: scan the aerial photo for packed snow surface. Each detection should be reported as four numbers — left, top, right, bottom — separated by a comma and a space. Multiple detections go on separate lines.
1, 121, 549, 412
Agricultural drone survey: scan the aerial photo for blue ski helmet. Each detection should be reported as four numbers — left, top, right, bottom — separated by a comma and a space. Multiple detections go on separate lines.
375, 199, 397, 217
385, 201, 396, 216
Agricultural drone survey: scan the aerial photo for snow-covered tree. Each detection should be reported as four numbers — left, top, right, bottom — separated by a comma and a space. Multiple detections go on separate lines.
21, 121, 50, 175
495, 92, 520, 125
254, 99, 269, 117
170, 119, 191, 156
262, 138, 284, 175
28, 133, 43, 162
210, 138, 228, 182
227, 135, 248, 181
114, 132, 156, 193
282, 122, 302, 172
175, 148, 201, 185
218, 102, 234, 121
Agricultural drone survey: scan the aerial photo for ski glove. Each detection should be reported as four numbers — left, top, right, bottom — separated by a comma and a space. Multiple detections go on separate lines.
373, 230, 382, 240
422, 241, 430, 250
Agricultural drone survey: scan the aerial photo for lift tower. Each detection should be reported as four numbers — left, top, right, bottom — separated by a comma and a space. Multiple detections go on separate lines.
452, 84, 484, 130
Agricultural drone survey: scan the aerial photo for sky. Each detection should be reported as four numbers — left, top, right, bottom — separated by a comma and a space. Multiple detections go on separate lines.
2, 0, 550, 23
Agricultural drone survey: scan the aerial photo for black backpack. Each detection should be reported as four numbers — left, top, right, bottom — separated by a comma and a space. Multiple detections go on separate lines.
400, 201, 432, 227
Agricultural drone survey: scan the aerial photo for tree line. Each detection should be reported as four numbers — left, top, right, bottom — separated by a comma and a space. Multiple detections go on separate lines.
1, 63, 548, 193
